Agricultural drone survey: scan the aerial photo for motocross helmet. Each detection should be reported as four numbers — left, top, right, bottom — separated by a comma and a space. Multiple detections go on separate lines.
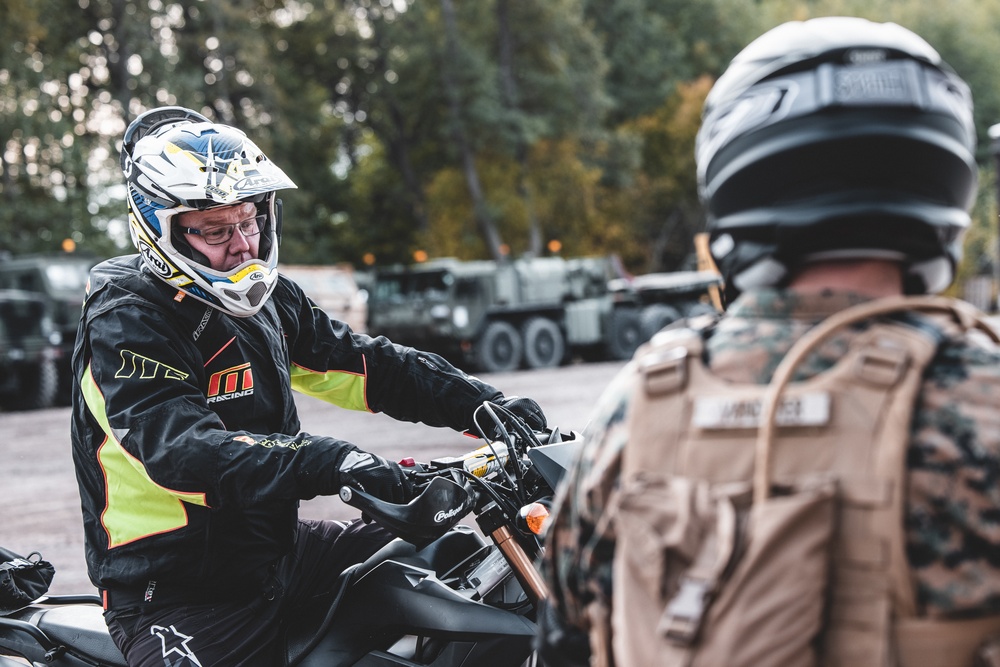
695, 17, 978, 300
121, 106, 297, 317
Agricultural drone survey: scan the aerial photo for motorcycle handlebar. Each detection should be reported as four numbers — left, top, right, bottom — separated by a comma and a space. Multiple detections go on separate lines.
339, 413, 581, 548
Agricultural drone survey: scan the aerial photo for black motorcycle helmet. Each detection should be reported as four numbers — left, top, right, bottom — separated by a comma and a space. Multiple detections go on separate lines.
695, 17, 978, 301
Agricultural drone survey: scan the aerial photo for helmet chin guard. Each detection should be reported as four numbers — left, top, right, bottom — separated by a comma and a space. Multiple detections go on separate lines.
121, 107, 297, 317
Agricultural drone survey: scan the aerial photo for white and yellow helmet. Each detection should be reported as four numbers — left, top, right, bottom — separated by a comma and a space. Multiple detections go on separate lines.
120, 106, 297, 317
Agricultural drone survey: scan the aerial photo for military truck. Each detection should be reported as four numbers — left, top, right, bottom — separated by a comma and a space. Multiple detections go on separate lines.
0, 289, 61, 410
366, 256, 721, 373
610, 270, 723, 341
0, 254, 99, 404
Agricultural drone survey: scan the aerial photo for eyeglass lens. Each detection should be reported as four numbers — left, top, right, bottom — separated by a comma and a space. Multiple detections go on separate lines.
200, 215, 266, 245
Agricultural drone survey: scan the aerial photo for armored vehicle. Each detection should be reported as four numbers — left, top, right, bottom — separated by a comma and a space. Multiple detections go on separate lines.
367, 256, 721, 373
0, 254, 99, 403
0, 289, 60, 410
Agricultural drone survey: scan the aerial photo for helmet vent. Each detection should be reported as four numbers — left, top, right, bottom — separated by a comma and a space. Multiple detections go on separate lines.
247, 282, 268, 306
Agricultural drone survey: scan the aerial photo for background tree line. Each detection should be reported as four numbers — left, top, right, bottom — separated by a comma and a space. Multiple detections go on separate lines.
2, 0, 999, 291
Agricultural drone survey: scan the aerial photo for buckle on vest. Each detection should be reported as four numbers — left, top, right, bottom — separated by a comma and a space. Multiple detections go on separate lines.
659, 575, 712, 645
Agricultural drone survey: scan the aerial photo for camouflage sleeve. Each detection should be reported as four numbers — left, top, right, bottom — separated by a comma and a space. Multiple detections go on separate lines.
907, 330, 1000, 616
542, 362, 640, 635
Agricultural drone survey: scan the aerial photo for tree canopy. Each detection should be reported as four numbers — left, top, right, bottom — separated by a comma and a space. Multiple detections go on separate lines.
3, 0, 1000, 290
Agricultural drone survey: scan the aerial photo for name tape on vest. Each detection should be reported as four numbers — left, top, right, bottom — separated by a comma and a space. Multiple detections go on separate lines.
692, 392, 831, 430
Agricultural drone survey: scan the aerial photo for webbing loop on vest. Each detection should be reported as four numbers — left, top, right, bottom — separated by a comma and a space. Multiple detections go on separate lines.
640, 346, 689, 396
854, 344, 910, 387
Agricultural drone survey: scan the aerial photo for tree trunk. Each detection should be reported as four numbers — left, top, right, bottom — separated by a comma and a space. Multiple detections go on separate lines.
370, 18, 430, 233
650, 209, 682, 273
107, 0, 133, 115
497, 0, 542, 256
440, 0, 504, 260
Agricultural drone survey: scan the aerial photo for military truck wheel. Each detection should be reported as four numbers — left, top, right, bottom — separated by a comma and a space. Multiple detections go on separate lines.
639, 303, 681, 340
8, 358, 58, 411
684, 302, 719, 318
605, 308, 642, 361
521, 317, 565, 370
476, 320, 523, 373
54, 357, 75, 406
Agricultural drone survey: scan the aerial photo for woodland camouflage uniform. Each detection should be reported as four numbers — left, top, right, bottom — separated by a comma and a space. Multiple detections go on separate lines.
542, 288, 1000, 644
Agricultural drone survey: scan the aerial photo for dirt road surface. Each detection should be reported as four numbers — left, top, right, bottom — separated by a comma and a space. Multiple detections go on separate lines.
0, 360, 625, 595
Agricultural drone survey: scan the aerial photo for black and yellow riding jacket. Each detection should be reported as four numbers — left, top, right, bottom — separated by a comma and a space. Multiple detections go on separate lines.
70, 255, 500, 592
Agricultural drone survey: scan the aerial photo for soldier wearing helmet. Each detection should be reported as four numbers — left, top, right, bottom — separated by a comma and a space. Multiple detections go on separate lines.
70, 107, 547, 665
540, 17, 1000, 667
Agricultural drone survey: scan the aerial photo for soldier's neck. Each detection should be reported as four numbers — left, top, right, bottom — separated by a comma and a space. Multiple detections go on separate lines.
788, 259, 904, 299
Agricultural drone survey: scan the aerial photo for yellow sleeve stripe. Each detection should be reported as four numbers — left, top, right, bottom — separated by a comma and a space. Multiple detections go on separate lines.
289, 357, 371, 413
81, 363, 209, 549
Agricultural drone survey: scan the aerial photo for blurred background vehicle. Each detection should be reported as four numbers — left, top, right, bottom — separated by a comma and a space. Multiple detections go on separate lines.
0, 289, 61, 411
279, 264, 369, 333
0, 254, 99, 405
366, 255, 721, 373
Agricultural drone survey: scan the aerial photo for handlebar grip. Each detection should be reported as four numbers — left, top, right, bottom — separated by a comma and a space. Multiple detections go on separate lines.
338, 477, 475, 549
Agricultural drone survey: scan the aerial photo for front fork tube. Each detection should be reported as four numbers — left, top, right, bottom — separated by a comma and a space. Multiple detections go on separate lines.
478, 502, 549, 606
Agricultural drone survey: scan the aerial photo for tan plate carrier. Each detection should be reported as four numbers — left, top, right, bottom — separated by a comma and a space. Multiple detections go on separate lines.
607, 296, 1000, 667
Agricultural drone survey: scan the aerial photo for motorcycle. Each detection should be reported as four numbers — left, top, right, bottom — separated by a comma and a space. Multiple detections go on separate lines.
0, 400, 581, 667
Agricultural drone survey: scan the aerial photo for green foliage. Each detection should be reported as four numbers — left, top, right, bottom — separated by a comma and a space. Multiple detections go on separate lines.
1, 0, 1000, 300
615, 76, 713, 272
581, 0, 759, 124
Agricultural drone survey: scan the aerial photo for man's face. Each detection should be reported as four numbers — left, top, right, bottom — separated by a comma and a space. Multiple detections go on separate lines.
175, 202, 260, 272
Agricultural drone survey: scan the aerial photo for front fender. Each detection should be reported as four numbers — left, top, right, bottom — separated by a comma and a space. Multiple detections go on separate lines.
298, 558, 536, 666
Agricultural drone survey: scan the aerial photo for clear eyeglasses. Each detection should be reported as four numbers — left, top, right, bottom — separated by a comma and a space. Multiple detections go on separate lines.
180, 215, 266, 245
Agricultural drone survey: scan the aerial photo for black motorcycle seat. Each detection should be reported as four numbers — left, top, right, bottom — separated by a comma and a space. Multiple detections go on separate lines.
35, 604, 127, 666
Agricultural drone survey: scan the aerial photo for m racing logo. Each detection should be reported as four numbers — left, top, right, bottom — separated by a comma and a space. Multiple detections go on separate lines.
206, 362, 254, 403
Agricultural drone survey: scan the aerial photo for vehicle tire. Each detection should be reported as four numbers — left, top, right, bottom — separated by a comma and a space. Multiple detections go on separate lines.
605, 308, 642, 361
476, 320, 523, 373
9, 359, 58, 411
639, 303, 681, 340
521, 317, 565, 370
685, 301, 719, 318
54, 357, 74, 406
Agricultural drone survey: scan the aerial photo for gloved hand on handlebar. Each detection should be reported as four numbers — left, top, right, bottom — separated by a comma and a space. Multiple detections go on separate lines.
337, 448, 415, 504
475, 395, 548, 439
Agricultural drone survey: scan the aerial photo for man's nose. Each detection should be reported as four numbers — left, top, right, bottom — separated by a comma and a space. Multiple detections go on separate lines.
229, 226, 251, 251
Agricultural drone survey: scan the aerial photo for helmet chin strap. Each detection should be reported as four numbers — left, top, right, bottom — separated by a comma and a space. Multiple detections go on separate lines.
274, 198, 283, 246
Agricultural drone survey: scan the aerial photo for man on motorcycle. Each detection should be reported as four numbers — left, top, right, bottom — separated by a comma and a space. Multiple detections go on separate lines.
539, 17, 1000, 667
70, 106, 546, 666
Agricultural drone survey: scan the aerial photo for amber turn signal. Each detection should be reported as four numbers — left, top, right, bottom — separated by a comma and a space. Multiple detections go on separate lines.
518, 502, 550, 536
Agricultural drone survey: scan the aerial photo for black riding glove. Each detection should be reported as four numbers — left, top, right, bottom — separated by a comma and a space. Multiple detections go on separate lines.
476, 395, 548, 438
337, 448, 415, 504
